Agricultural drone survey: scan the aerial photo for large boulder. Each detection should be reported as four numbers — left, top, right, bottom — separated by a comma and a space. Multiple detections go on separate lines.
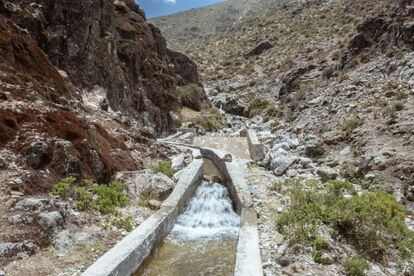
115, 170, 175, 201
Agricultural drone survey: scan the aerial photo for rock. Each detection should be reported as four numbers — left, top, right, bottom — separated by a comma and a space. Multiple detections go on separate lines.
148, 199, 162, 210
222, 154, 233, 162
37, 211, 64, 232
394, 191, 406, 204
115, 170, 175, 201
276, 256, 292, 267
318, 252, 335, 265
280, 65, 315, 95
86, 148, 107, 183
245, 40, 273, 57
273, 156, 297, 176
340, 146, 351, 156
167, 49, 201, 86
304, 140, 325, 158
364, 173, 376, 181
171, 154, 185, 171
298, 157, 312, 166
15, 197, 48, 212
215, 96, 248, 117
23, 141, 50, 169
0, 241, 38, 260
50, 140, 82, 177
53, 230, 74, 252
317, 167, 338, 182
0, 269, 4, 276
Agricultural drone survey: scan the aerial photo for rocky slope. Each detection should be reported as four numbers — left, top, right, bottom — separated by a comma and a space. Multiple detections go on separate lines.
150, 0, 285, 54
0, 0, 203, 271
152, 0, 414, 274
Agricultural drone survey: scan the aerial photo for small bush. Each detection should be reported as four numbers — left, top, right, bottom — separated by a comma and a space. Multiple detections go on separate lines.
247, 97, 269, 118
52, 177, 76, 199
276, 179, 414, 261
195, 108, 225, 132
305, 141, 326, 158
152, 160, 174, 178
73, 187, 94, 211
342, 255, 370, 276
53, 178, 129, 217
176, 84, 204, 111
342, 116, 362, 134
394, 91, 408, 101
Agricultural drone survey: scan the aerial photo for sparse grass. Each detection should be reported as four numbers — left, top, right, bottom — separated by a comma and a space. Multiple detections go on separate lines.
342, 116, 362, 135
342, 255, 370, 276
394, 91, 408, 101
195, 108, 225, 132
264, 106, 283, 122
276, 179, 414, 261
152, 160, 174, 178
176, 84, 204, 111
247, 97, 269, 118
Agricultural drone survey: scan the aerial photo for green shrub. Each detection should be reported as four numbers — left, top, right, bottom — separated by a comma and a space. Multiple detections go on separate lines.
342, 116, 362, 134
152, 160, 174, 178
52, 177, 76, 199
176, 84, 204, 111
73, 187, 94, 211
53, 178, 129, 216
94, 181, 128, 214
394, 91, 408, 101
276, 179, 414, 261
342, 255, 370, 276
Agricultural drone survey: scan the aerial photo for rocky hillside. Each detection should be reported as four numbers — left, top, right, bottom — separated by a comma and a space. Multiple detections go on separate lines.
152, 0, 414, 274
150, 0, 285, 54
0, 0, 203, 271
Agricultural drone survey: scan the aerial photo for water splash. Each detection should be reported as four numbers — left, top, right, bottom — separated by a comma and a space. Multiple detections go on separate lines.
171, 181, 240, 240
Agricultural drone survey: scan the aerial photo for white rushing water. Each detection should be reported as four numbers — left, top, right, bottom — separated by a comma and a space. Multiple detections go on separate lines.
171, 181, 240, 240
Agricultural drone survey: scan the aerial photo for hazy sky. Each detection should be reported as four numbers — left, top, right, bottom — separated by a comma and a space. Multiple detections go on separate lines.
137, 0, 225, 18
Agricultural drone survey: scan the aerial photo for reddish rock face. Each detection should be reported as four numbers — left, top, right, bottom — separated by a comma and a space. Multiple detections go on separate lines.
0, 0, 202, 194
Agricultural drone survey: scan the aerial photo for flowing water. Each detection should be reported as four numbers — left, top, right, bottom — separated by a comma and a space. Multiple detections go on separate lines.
136, 181, 240, 275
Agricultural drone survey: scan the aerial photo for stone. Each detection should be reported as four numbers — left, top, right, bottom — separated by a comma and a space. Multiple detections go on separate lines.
245, 40, 273, 57
171, 154, 186, 171
115, 170, 175, 201
276, 256, 292, 267
37, 211, 64, 232
0, 241, 38, 260
148, 199, 162, 210
364, 173, 376, 181
50, 140, 82, 177
273, 157, 297, 176
280, 65, 316, 95
340, 146, 351, 156
15, 197, 48, 212
317, 167, 338, 182
298, 157, 312, 166
23, 141, 49, 170
393, 191, 406, 204
53, 230, 75, 252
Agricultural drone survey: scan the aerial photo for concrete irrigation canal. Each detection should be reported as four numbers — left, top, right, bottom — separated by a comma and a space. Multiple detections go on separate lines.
82, 131, 264, 276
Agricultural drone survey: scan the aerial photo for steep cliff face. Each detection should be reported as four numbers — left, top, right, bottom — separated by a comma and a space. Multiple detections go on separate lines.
12, 0, 201, 136
0, 0, 202, 263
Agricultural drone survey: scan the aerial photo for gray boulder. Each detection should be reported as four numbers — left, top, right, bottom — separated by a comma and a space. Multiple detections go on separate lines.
317, 167, 338, 182
245, 40, 273, 57
115, 170, 175, 201
37, 211, 64, 232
